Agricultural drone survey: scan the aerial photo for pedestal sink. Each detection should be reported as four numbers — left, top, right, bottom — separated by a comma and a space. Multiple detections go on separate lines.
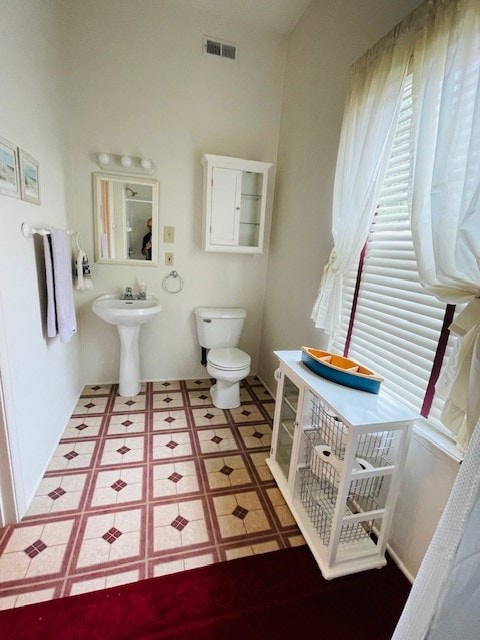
92, 294, 162, 397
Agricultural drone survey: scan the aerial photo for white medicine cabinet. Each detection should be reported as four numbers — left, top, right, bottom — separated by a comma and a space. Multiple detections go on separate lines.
201, 154, 272, 253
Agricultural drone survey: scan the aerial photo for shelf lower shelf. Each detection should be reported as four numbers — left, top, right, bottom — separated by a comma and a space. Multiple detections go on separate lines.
291, 494, 383, 570
266, 457, 386, 579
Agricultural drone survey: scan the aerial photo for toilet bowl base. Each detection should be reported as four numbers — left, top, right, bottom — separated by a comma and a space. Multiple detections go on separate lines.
210, 381, 241, 410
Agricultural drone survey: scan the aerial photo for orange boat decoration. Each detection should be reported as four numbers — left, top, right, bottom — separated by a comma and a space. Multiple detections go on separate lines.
301, 347, 384, 394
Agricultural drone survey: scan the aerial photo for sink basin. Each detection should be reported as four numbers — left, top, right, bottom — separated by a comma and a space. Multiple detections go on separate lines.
92, 293, 162, 397
92, 294, 162, 326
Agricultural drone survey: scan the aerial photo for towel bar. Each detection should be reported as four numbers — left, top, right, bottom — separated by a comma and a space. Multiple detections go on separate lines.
21, 222, 76, 238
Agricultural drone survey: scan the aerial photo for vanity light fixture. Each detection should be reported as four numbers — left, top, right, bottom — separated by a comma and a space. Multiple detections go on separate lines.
95, 152, 156, 175
97, 152, 111, 166
121, 155, 133, 168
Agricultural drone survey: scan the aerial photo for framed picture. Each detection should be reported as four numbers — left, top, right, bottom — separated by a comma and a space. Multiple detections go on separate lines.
0, 136, 20, 199
19, 149, 40, 205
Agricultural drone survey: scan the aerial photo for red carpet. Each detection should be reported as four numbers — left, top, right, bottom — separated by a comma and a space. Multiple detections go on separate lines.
0, 546, 410, 640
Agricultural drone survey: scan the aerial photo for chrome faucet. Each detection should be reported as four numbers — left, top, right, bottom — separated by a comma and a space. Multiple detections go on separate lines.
121, 286, 135, 300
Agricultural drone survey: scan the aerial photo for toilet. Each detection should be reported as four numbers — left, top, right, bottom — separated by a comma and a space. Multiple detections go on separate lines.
194, 307, 251, 409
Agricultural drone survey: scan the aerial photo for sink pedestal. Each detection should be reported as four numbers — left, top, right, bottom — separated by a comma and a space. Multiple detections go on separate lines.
117, 325, 141, 397
92, 294, 162, 398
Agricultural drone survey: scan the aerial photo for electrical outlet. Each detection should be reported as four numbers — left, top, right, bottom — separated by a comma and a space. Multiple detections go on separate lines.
164, 226, 175, 243
165, 252, 174, 266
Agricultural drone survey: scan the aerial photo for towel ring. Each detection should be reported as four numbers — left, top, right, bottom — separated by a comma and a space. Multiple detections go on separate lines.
162, 270, 184, 294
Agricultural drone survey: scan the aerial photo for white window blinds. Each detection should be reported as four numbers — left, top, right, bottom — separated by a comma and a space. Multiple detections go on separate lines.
331, 75, 455, 435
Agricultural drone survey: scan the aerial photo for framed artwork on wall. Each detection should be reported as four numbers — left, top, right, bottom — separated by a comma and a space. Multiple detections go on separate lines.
0, 136, 21, 199
19, 149, 40, 204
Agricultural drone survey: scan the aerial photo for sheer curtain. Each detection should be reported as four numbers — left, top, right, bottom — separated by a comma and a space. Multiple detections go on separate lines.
310, 32, 412, 340
409, 0, 480, 449
392, 2, 480, 638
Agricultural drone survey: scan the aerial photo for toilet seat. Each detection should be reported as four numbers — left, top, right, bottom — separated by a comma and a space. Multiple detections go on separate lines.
208, 348, 251, 371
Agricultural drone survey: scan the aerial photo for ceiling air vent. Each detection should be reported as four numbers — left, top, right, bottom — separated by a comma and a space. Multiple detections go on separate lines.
203, 36, 237, 61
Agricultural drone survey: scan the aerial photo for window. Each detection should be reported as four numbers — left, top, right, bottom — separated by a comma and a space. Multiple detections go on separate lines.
331, 75, 456, 436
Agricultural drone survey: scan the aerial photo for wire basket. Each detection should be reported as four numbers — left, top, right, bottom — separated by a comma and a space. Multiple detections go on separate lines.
310, 396, 395, 467
301, 393, 396, 546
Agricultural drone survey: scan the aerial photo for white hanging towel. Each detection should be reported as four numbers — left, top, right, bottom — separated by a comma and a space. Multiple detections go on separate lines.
43, 227, 77, 342
43, 234, 57, 338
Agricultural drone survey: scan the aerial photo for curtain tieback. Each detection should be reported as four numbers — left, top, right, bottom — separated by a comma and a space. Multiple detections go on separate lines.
318, 249, 338, 291
449, 297, 480, 337
311, 249, 338, 325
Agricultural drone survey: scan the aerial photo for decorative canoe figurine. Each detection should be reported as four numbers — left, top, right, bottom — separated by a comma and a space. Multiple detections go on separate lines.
301, 347, 384, 394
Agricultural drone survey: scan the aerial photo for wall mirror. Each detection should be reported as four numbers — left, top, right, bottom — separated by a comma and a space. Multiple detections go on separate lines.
93, 172, 159, 266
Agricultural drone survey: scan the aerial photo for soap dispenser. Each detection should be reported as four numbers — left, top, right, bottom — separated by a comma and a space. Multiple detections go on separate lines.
137, 278, 147, 299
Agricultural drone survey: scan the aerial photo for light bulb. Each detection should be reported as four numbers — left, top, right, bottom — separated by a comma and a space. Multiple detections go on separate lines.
121, 155, 132, 168
140, 158, 152, 171
98, 152, 110, 165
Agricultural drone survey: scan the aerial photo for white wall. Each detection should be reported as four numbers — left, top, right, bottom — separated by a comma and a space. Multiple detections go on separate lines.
259, 0, 460, 578
389, 432, 459, 577
0, 0, 83, 518
65, 0, 287, 386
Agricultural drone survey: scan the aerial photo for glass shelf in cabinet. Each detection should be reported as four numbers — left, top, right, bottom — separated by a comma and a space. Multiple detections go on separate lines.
284, 393, 298, 413
281, 419, 295, 439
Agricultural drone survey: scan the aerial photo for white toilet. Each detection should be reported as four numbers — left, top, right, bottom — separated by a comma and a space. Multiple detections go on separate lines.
194, 307, 251, 409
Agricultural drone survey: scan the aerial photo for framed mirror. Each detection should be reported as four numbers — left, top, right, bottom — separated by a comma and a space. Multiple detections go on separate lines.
93, 172, 159, 265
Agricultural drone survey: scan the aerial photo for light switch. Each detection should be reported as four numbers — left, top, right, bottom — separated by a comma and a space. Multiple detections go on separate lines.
164, 226, 175, 243
165, 252, 174, 266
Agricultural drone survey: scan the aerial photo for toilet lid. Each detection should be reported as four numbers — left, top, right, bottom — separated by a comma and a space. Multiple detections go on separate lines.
208, 348, 251, 370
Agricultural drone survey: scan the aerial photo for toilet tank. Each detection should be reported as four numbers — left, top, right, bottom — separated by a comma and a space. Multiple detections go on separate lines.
195, 307, 247, 349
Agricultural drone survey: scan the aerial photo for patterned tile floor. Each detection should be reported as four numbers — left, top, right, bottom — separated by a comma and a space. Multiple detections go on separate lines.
0, 377, 305, 609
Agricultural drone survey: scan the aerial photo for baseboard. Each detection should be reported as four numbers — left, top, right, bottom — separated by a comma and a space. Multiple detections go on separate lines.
386, 542, 415, 584
256, 374, 275, 400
